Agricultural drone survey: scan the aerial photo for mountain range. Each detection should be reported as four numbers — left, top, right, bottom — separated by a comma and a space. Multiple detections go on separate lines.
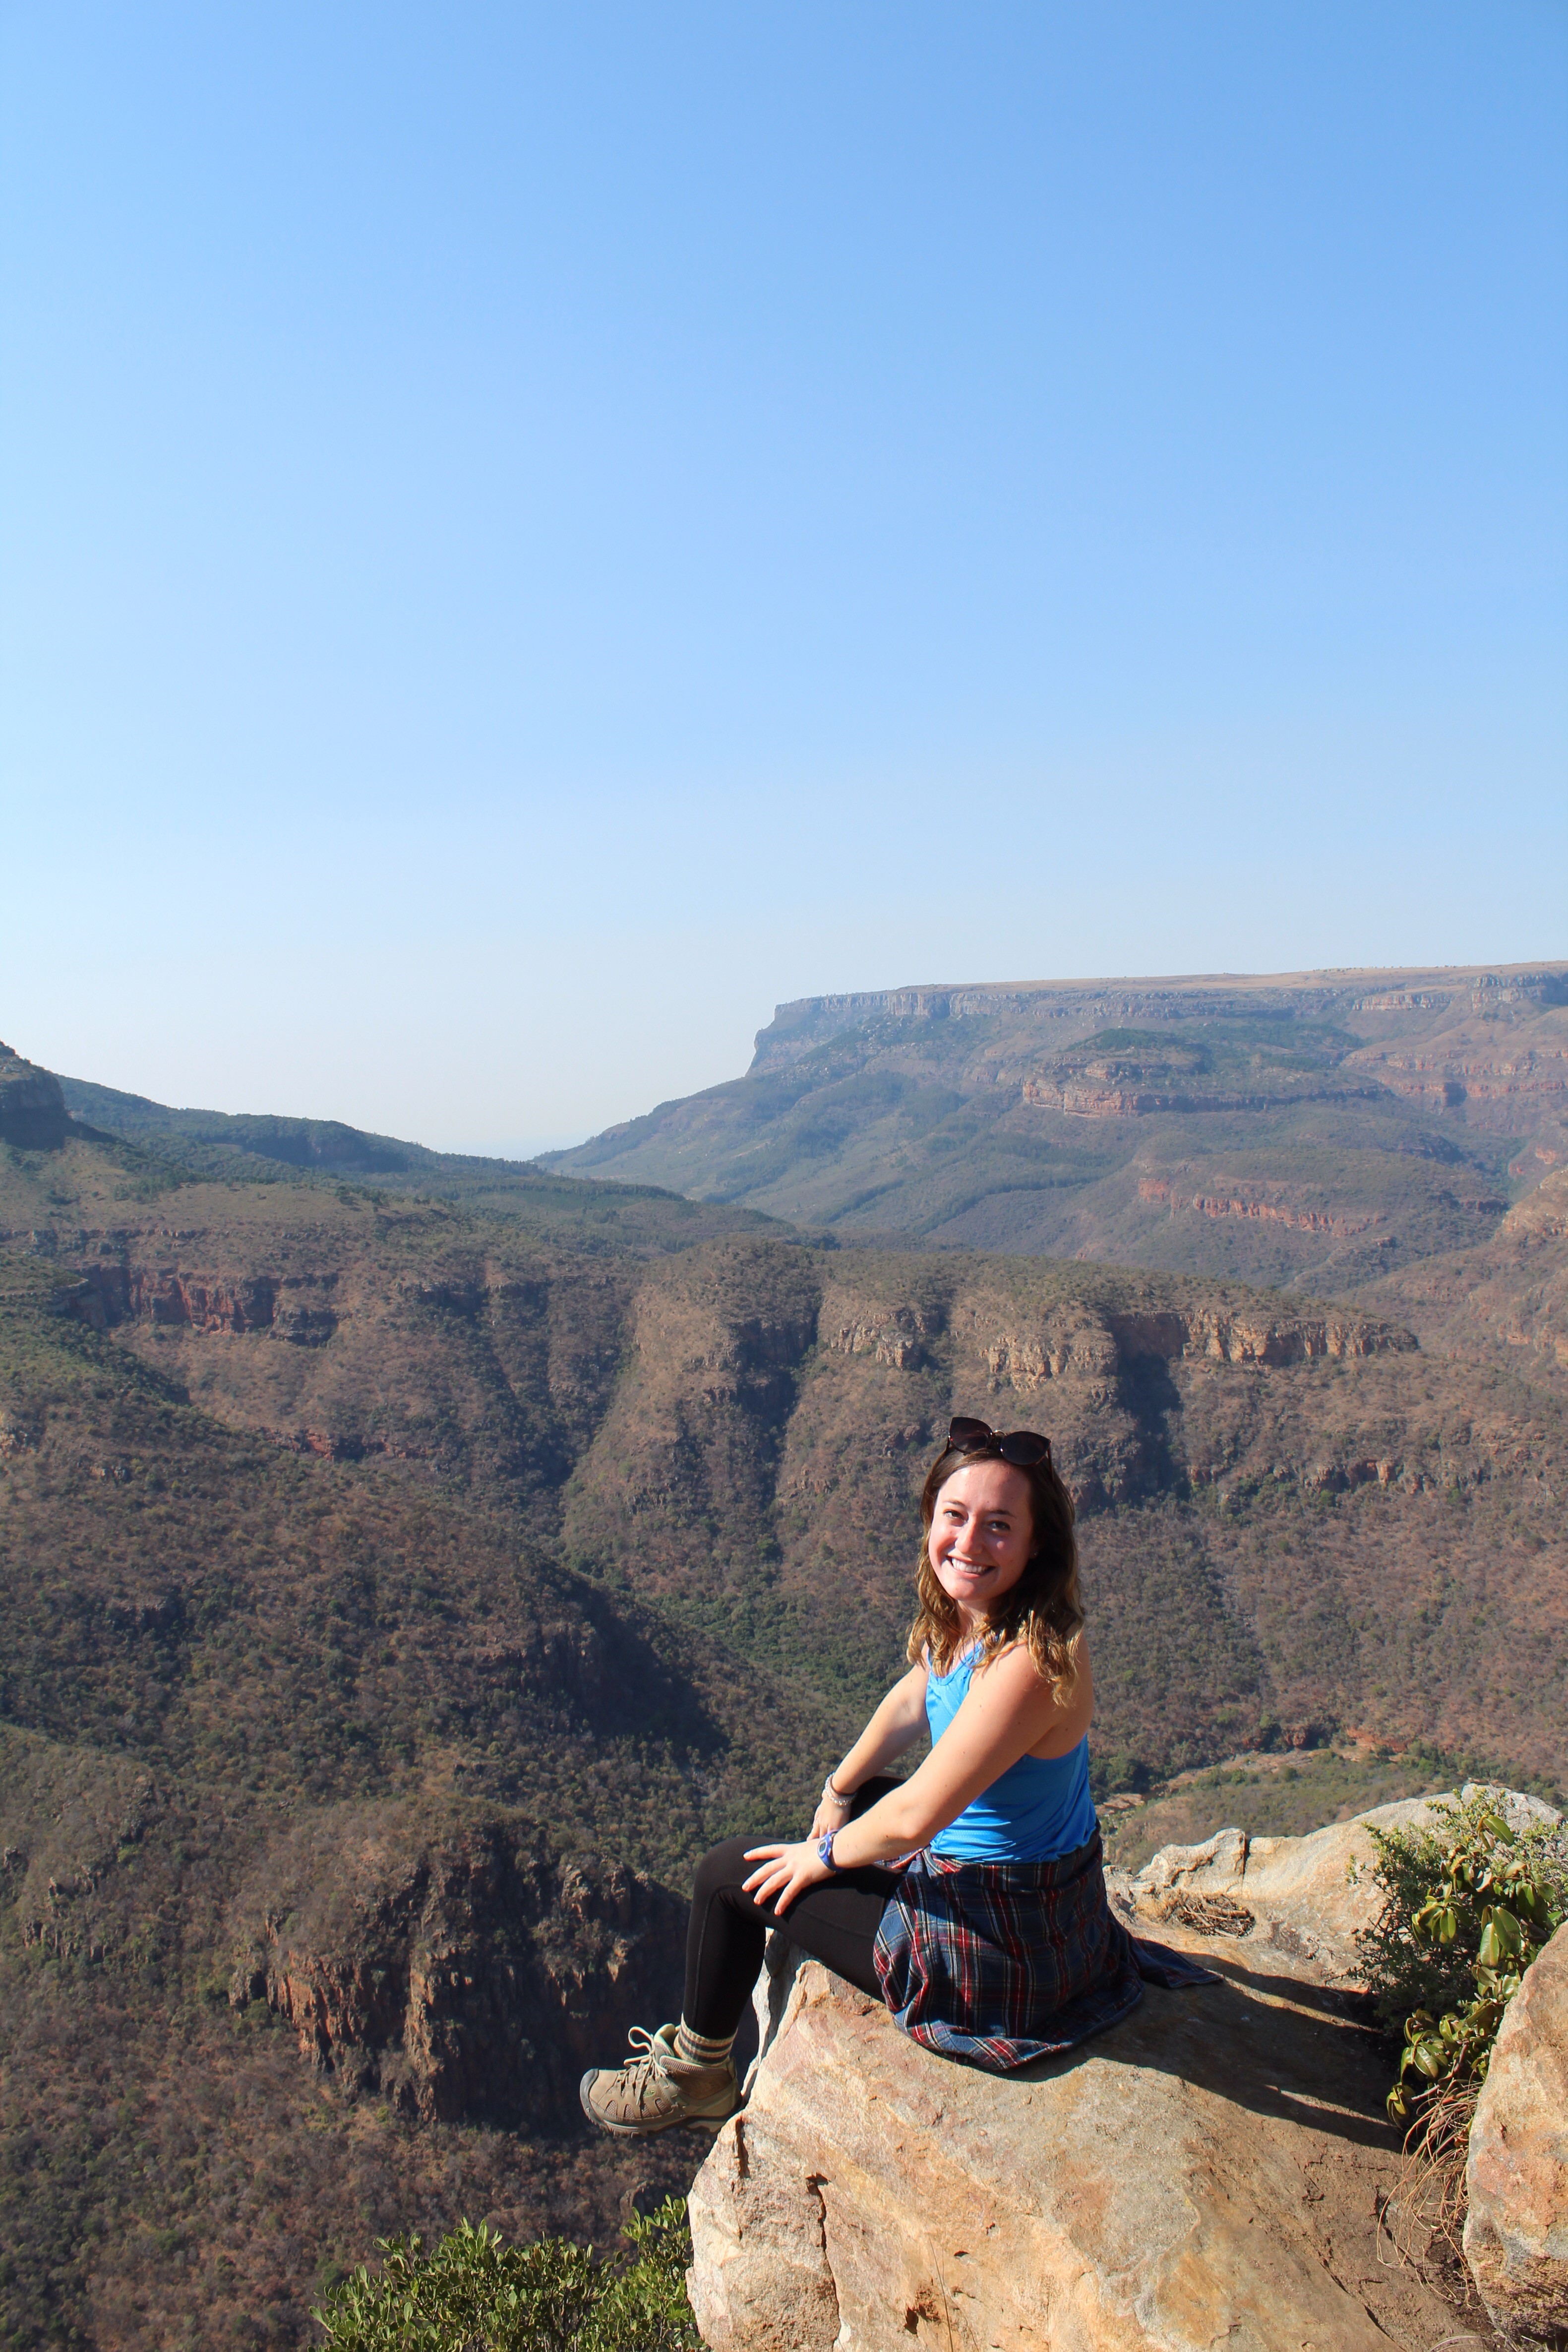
0, 966, 1564, 2349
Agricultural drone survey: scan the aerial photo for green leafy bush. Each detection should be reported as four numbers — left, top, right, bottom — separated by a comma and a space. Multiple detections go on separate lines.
313, 2196, 700, 2352
1355, 1792, 1567, 2119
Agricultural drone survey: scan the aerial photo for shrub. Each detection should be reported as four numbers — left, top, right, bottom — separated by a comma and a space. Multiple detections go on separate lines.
1354, 1792, 1567, 2246
1356, 1791, 1567, 2110
313, 2197, 700, 2352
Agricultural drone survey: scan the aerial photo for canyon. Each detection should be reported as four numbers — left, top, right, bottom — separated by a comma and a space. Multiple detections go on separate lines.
1, 983, 1565, 2348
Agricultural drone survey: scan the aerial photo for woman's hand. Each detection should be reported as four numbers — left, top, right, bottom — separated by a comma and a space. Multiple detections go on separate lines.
742, 1838, 833, 1917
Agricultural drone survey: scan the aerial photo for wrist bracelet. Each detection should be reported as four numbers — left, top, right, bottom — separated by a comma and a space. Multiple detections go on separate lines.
822, 1774, 852, 1807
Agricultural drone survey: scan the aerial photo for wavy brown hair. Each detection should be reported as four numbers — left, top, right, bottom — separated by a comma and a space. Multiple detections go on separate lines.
905, 1433, 1084, 1700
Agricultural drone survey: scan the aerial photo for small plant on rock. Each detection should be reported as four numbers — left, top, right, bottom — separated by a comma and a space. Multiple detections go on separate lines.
1355, 1793, 1567, 2247
312, 2195, 700, 2352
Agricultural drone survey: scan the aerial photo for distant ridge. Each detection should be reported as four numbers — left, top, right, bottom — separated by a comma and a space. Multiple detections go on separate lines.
748, 963, 1566, 1069
543, 961, 1568, 1287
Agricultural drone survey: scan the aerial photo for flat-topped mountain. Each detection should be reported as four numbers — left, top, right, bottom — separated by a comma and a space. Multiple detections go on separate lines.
543, 963, 1568, 1291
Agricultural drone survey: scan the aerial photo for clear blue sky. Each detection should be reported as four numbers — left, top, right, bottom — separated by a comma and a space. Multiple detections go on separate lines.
2, 3, 1564, 1154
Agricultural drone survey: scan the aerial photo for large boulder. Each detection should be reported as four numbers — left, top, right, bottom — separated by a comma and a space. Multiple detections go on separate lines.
1464, 1922, 1568, 2349
687, 1929, 1461, 2352
1122, 1795, 1449, 1981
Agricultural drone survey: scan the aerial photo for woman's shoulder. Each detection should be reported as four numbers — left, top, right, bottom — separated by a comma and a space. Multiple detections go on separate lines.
967, 1635, 1054, 1699
981, 1623, 1087, 1673
973, 1629, 1092, 1716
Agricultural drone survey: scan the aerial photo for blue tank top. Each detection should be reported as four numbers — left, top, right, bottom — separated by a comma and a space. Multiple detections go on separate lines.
925, 1647, 1098, 1863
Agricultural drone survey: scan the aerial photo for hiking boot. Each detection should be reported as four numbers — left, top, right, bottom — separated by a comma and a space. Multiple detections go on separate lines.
579, 2023, 741, 2137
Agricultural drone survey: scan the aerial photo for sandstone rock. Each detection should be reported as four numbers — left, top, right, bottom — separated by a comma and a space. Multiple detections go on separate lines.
1464, 1922, 1568, 2349
689, 1938, 1460, 2352
1121, 1794, 1450, 1981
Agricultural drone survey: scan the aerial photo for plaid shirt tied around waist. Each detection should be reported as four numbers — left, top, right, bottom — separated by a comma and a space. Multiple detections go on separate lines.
872, 1831, 1215, 2074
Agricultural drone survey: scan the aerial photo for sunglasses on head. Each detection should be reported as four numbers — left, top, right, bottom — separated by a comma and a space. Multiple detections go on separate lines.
945, 1415, 1051, 1468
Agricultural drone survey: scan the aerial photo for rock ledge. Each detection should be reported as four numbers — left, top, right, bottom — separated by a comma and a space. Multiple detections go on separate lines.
686, 1799, 1531, 2352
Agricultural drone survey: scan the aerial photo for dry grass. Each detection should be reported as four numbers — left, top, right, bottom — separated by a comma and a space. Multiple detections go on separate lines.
1377, 2078, 1485, 2335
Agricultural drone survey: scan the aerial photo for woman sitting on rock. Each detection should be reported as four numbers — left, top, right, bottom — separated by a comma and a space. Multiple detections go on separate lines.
581, 1415, 1206, 2136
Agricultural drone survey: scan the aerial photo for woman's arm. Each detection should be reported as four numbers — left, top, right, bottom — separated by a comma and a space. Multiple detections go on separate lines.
748, 1640, 1094, 1913
807, 1663, 929, 1838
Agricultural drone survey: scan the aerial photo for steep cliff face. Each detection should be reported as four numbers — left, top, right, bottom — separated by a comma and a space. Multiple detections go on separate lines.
230, 1805, 685, 2125
0, 1043, 67, 1149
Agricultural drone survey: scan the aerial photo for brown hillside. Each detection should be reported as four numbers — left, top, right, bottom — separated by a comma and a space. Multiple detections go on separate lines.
1351, 1163, 1568, 1389
6, 1130, 1558, 1782
2, 1080, 1566, 2348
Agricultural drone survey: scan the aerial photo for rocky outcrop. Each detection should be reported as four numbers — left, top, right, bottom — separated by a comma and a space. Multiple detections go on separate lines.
230, 1805, 683, 2126
687, 1935, 1460, 2352
1033, 1076, 1377, 1119
1109, 1300, 1412, 1365
68, 1262, 338, 1341
827, 1301, 944, 1371
1119, 1795, 1447, 1982
1137, 1176, 1386, 1238
1344, 1037, 1568, 1129
0, 1044, 67, 1149
687, 1797, 1557, 2349
1506, 1168, 1568, 1244
1464, 1923, 1568, 2348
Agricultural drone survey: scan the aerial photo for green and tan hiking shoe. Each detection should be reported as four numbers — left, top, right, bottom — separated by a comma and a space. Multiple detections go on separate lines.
579, 2024, 741, 2137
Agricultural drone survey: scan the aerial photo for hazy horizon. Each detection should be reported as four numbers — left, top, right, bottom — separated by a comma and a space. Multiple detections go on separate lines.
30, 950, 1562, 1165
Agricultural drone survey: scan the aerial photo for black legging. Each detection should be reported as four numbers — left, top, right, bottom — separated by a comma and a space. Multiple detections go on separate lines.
684, 1777, 904, 2041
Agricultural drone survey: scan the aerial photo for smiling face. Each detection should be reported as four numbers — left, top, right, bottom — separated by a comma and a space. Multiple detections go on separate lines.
926, 1458, 1036, 1633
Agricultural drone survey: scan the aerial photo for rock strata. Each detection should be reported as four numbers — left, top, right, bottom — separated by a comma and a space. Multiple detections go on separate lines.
1464, 1922, 1568, 2349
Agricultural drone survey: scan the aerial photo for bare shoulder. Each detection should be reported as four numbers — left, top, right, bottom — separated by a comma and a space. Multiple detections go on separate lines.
968, 1637, 1059, 1711
972, 1634, 1094, 1753
978, 1630, 1092, 1690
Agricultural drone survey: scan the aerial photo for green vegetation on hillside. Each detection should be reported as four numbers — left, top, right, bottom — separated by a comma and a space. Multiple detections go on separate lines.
1357, 1795, 1568, 2080
1353, 1796, 1568, 2237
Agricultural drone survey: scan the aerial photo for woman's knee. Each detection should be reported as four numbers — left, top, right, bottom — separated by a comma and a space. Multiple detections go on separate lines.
692, 1834, 758, 1907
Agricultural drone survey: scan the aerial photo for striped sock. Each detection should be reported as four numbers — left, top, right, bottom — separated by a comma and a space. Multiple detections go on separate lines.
674, 2020, 736, 2067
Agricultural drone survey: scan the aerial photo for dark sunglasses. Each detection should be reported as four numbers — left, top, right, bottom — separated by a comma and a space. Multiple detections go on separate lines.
945, 1415, 1051, 1468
